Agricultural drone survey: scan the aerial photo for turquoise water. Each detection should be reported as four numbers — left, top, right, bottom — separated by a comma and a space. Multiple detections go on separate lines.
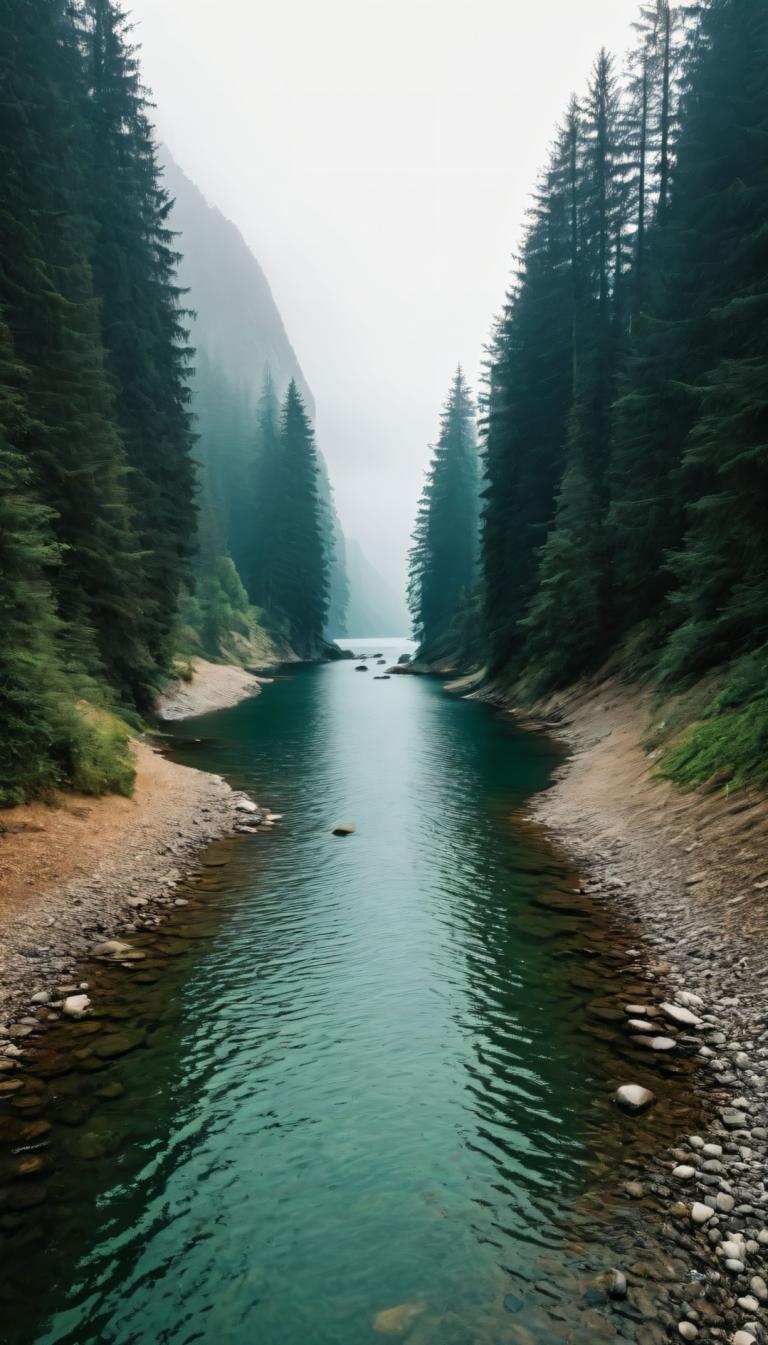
0, 643, 700, 1344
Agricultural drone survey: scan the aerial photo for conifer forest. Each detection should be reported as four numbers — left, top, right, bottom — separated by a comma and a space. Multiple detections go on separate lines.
2, 5, 768, 1343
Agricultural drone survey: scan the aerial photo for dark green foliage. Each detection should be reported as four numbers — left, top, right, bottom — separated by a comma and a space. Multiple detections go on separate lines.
409, 368, 480, 652
480, 0, 768, 740
80, 0, 197, 698
251, 381, 329, 657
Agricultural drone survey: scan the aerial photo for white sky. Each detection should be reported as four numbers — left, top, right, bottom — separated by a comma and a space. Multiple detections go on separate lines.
130, 0, 650, 591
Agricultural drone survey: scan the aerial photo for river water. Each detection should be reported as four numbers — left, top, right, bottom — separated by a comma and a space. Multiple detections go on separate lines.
0, 642, 702, 1344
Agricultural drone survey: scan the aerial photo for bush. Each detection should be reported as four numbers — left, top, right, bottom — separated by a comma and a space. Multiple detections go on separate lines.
62, 705, 136, 798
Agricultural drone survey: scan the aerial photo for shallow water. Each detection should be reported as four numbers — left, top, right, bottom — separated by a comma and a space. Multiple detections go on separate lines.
0, 642, 702, 1344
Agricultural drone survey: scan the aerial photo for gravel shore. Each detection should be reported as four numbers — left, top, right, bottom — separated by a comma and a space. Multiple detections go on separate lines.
526, 676, 768, 1345
0, 661, 270, 1024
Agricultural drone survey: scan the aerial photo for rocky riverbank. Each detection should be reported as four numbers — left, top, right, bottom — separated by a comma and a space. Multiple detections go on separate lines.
0, 659, 277, 1026
522, 676, 768, 1345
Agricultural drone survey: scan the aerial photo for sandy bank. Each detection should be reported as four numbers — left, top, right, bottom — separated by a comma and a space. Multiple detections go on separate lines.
156, 657, 272, 720
527, 676, 768, 987
517, 676, 768, 1339
0, 740, 259, 1024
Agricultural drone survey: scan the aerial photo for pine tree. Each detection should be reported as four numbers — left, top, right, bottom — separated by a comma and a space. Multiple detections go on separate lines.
248, 365, 282, 610
80, 0, 197, 697
267, 381, 328, 656
519, 52, 626, 684
659, 0, 768, 676
409, 368, 479, 652
0, 318, 66, 804
0, 0, 148, 701
481, 104, 580, 673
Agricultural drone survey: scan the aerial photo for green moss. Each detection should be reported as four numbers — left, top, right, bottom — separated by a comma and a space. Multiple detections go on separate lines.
658, 646, 768, 792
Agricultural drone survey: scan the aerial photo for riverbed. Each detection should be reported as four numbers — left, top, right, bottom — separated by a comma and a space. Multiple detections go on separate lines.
0, 641, 703, 1344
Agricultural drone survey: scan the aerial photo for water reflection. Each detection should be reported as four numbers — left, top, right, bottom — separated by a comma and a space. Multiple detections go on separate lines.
0, 644, 702, 1344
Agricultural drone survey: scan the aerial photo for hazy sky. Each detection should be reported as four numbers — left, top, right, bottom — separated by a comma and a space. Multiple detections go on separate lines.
130, 0, 649, 593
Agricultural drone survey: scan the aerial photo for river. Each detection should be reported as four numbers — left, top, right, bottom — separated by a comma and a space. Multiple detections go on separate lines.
0, 641, 702, 1344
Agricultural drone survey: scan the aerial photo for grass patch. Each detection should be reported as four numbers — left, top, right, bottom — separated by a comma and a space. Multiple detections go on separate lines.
657, 645, 768, 793
63, 704, 136, 798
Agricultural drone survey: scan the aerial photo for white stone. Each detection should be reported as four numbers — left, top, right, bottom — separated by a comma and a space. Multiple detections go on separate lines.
92, 939, 134, 958
732, 1333, 756, 1345
737, 1297, 759, 1314
615, 1084, 656, 1115
722, 1241, 746, 1260
673, 1166, 696, 1180
678, 1324, 698, 1341
677, 991, 704, 1009
62, 994, 90, 1019
725, 1259, 746, 1274
750, 1276, 767, 1301
691, 1203, 715, 1225
662, 1001, 702, 1028
716, 1193, 735, 1214
703, 1143, 723, 1158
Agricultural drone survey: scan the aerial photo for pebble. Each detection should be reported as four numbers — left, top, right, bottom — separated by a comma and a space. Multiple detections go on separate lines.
662, 1002, 702, 1028
750, 1276, 767, 1301
615, 1084, 656, 1115
691, 1203, 715, 1225
673, 1166, 696, 1180
732, 1334, 756, 1345
716, 1193, 735, 1214
62, 994, 91, 1019
678, 1324, 698, 1341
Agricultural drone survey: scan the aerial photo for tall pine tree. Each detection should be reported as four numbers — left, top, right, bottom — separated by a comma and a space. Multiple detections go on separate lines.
409, 368, 479, 653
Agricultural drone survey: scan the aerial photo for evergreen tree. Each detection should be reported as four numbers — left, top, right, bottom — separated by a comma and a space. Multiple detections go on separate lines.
659, 0, 768, 675
0, 0, 147, 700
80, 0, 197, 697
482, 105, 580, 673
266, 381, 329, 656
0, 317, 65, 804
249, 365, 282, 610
409, 369, 479, 652
519, 52, 626, 683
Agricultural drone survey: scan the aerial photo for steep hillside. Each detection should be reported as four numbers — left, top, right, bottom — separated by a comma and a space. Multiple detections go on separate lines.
161, 148, 312, 410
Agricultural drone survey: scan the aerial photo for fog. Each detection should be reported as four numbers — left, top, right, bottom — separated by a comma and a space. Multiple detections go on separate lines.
130, 0, 653, 594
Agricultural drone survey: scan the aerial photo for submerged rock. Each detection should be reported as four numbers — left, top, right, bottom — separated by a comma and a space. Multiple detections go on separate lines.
372, 1302, 426, 1335
615, 1083, 656, 1115
332, 822, 356, 836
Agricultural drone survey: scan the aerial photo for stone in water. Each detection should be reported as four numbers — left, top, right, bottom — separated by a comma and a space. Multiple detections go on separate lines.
615, 1084, 655, 1115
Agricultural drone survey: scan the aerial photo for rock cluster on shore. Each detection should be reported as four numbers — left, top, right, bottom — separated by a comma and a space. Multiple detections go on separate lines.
580, 864, 768, 1345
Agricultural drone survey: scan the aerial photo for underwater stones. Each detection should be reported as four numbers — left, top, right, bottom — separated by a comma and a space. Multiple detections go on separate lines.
63, 994, 91, 1019
615, 1084, 656, 1115
608, 1269, 627, 1299
372, 1302, 427, 1335
91, 940, 138, 960
93, 1029, 145, 1060
332, 822, 356, 836
355, 665, 368, 672
503, 1293, 524, 1313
